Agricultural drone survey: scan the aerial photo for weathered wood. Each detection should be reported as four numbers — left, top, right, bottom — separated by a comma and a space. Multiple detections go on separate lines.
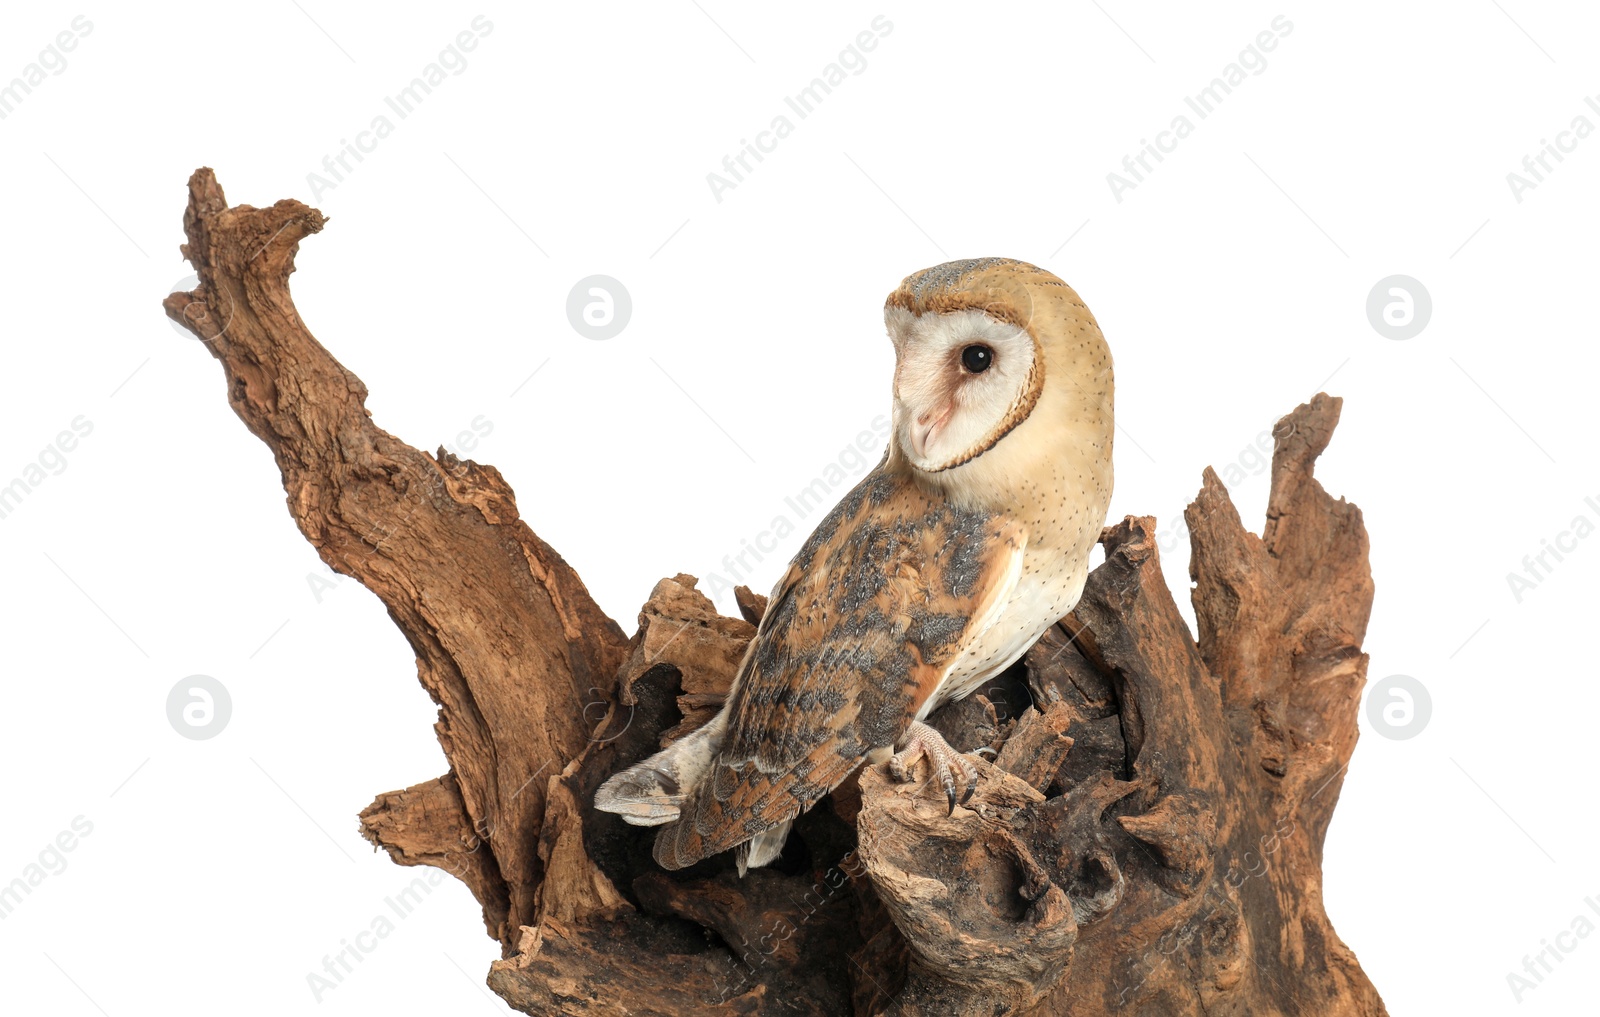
994, 698, 1076, 794
162, 167, 629, 949
617, 574, 751, 746
167, 170, 1385, 1015
357, 774, 510, 937
857, 762, 1077, 1016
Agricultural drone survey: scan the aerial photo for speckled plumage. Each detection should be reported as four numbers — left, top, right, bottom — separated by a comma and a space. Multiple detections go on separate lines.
596, 258, 1114, 873
652, 467, 1025, 869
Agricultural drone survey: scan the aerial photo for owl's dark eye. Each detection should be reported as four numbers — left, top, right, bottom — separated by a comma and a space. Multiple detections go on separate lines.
961, 344, 993, 374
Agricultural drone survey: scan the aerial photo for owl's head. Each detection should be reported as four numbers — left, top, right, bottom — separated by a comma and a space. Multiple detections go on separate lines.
883, 258, 1112, 477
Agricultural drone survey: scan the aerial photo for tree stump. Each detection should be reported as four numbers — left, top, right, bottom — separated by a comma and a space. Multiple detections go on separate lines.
163, 169, 1387, 1016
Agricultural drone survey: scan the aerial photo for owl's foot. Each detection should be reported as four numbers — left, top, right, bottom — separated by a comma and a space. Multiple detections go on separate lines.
887, 720, 980, 815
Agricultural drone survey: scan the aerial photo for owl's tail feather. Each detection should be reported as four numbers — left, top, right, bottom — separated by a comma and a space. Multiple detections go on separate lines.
597, 709, 797, 875
594, 712, 726, 828
735, 819, 793, 876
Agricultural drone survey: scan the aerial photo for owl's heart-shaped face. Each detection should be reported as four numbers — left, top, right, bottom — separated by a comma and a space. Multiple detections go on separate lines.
886, 307, 1040, 473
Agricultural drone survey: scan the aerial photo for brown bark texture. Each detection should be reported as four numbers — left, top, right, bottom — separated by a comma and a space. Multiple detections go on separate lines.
164, 169, 1387, 1017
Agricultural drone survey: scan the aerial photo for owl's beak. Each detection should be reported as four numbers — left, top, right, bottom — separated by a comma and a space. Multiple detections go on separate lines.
911, 403, 952, 459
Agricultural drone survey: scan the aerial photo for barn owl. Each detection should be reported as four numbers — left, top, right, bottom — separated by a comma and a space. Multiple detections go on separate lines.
596, 257, 1114, 873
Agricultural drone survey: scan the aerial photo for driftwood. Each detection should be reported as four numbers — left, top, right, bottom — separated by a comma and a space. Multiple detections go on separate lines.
164, 168, 1386, 1016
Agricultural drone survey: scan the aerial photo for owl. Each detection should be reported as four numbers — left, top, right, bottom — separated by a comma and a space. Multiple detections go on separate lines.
596, 257, 1114, 872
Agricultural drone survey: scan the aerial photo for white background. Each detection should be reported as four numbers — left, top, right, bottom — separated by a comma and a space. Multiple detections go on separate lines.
1, 2, 1595, 1014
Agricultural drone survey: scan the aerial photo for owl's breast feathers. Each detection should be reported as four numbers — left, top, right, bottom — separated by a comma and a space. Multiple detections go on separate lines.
651, 465, 1024, 870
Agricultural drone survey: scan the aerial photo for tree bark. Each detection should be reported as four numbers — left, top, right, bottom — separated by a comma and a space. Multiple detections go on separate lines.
165, 169, 1386, 1016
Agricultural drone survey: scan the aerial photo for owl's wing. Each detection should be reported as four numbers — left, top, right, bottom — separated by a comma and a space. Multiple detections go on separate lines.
653, 469, 1025, 870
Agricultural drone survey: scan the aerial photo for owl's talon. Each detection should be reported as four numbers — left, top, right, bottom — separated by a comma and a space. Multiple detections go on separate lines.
888, 720, 981, 813
886, 754, 912, 783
